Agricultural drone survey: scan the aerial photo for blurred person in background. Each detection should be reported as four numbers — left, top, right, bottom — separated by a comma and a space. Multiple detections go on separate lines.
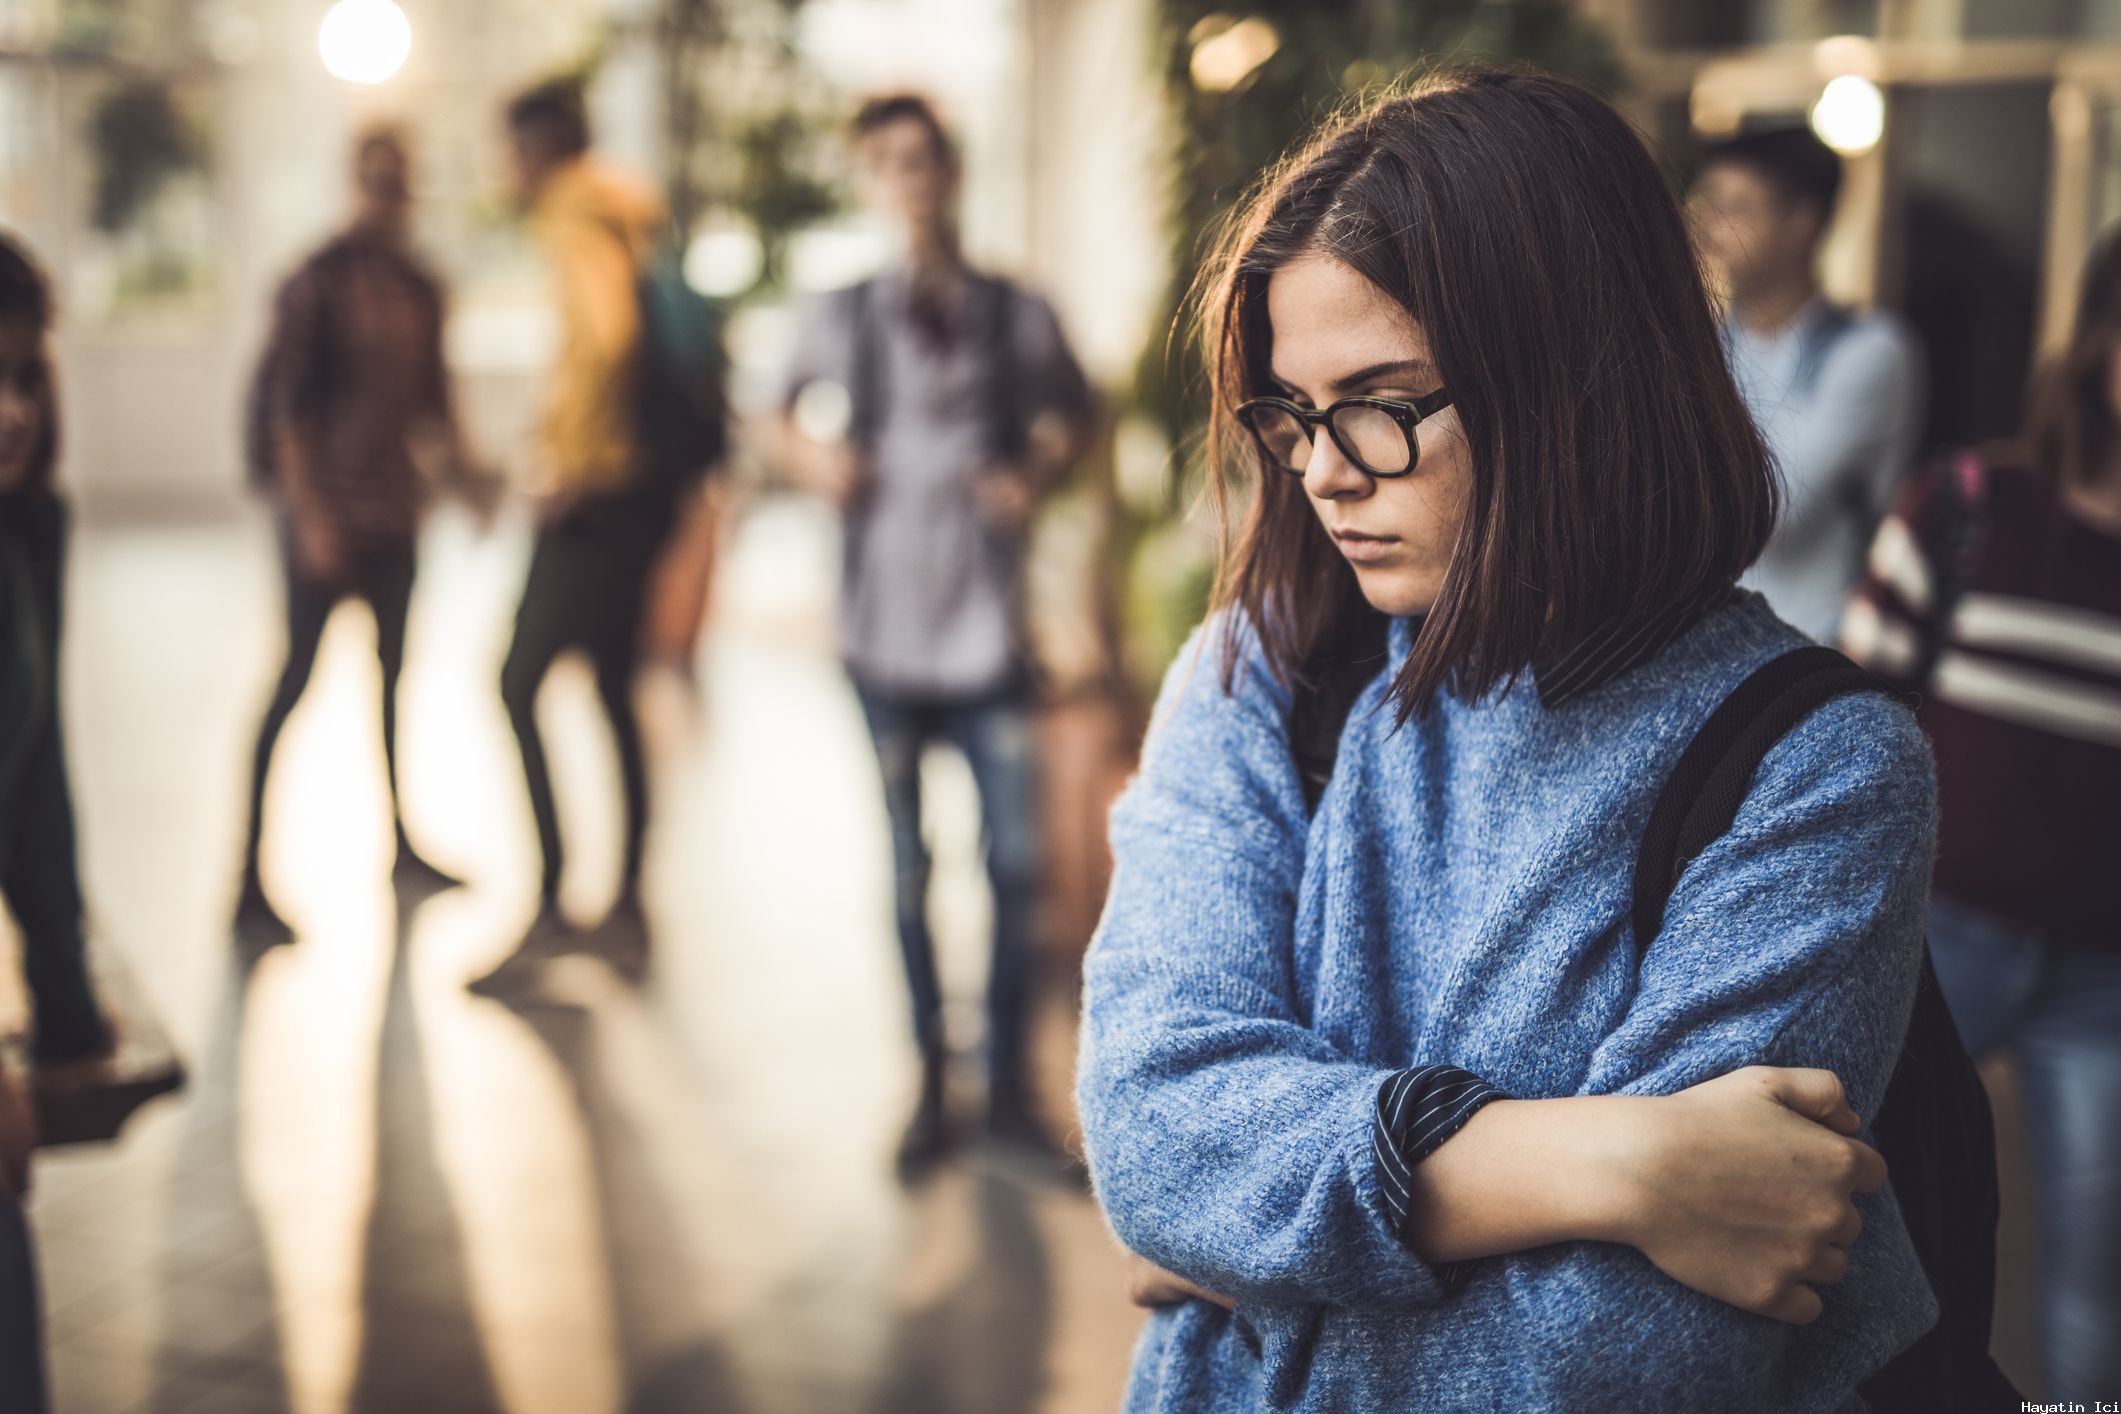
234, 126, 483, 941
0, 231, 95, 1414
476, 80, 673, 986
1692, 127, 1923, 643
1842, 227, 2121, 1402
0, 232, 114, 1067
777, 94, 1093, 1176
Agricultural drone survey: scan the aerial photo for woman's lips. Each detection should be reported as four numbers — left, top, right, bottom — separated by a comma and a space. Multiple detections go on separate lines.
1332, 530, 1400, 564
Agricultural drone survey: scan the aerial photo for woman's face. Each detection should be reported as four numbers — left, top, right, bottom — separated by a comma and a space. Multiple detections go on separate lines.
1263, 251, 1471, 618
0, 317, 49, 494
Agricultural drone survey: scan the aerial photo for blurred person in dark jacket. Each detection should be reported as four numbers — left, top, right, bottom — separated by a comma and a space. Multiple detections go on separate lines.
0, 231, 113, 1068
234, 126, 479, 940
777, 95, 1093, 1176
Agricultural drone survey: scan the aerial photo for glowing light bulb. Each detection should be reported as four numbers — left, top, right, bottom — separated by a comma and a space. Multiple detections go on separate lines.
1190, 17, 1279, 93
319, 0, 412, 86
1810, 74, 1884, 157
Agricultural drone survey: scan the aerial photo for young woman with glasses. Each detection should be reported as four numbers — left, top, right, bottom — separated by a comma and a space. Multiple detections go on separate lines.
1076, 69, 1938, 1409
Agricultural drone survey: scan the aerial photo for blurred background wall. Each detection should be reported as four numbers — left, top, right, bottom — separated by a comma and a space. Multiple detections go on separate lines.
11, 0, 2121, 680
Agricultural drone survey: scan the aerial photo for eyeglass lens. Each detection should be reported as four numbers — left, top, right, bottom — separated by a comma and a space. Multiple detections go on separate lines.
1245, 402, 1413, 476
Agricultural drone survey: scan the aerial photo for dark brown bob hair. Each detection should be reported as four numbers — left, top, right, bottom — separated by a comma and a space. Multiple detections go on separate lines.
1202, 67, 1777, 716
0, 230, 59, 494
2025, 224, 2121, 493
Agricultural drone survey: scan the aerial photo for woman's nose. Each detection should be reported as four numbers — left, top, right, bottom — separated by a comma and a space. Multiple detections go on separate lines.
1301, 433, 1370, 500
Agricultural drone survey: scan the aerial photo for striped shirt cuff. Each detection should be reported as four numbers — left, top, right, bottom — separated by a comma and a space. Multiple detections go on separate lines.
1371, 1065, 1510, 1290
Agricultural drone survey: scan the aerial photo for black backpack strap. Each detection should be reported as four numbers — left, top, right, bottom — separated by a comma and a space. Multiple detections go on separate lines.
1289, 609, 1392, 815
1627, 645, 2021, 1410
979, 274, 1027, 464
1632, 646, 1895, 947
1790, 301, 1856, 401
846, 277, 881, 452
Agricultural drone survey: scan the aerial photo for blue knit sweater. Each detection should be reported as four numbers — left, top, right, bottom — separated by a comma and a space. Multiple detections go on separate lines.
1076, 594, 1939, 1412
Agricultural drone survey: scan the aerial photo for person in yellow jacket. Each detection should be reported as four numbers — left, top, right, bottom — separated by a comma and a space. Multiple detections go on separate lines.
480, 81, 673, 984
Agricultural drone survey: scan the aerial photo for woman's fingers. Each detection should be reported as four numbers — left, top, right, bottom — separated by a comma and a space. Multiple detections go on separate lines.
1829, 1205, 1863, 1249
1127, 1258, 1235, 1311
1845, 1139, 1889, 1195
1758, 1066, 1861, 1134
1803, 1245, 1851, 1286
1759, 1283, 1825, 1325
1127, 1258, 1187, 1308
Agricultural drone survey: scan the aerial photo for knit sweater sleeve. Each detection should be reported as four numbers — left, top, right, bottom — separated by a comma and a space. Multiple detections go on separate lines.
1484, 692, 1940, 1409
1075, 620, 1455, 1311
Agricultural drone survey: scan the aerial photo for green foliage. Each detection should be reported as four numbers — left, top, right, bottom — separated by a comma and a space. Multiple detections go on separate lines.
648, 0, 840, 299
1140, 0, 1620, 455
730, 107, 839, 289
87, 82, 205, 236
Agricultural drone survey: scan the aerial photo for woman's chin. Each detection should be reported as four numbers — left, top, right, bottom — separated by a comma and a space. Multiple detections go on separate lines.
1354, 568, 1440, 620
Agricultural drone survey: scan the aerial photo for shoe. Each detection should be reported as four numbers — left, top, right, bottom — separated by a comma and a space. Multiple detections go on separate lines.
592, 892, 651, 983
466, 901, 573, 997
984, 1090, 1089, 1190
601, 889, 648, 937
232, 882, 295, 947
393, 843, 466, 893
30, 1011, 116, 1068
895, 1054, 955, 1181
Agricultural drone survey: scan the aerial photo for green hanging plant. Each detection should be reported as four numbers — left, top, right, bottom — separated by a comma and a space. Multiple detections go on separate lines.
87, 81, 205, 236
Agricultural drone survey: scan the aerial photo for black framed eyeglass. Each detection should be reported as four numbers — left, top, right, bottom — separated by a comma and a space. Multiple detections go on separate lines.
1234, 390, 1453, 479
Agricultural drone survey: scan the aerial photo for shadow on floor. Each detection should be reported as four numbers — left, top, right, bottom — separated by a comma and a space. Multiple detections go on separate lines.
499, 926, 747, 1414
346, 895, 507, 1414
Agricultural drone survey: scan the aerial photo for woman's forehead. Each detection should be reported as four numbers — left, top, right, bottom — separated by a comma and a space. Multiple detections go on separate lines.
1264, 252, 1426, 388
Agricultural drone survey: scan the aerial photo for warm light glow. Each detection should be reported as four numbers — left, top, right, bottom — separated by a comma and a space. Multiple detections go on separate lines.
1812, 34, 1879, 80
1810, 74, 1885, 156
1190, 16, 1279, 93
318, 0, 412, 86
683, 223, 764, 299
1690, 85, 1741, 138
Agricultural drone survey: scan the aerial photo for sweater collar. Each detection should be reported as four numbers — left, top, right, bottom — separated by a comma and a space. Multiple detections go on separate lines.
1530, 584, 1739, 708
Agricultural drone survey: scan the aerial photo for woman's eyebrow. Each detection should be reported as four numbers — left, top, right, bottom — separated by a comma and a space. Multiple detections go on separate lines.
1264, 358, 1435, 400
1329, 358, 1434, 394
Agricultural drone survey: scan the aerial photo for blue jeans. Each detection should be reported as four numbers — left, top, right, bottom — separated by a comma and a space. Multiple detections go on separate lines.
856, 683, 1041, 1104
1928, 894, 2121, 1401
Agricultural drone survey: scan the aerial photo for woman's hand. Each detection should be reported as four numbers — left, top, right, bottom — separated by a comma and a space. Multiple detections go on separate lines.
1127, 1255, 1234, 1311
1602, 1066, 1887, 1325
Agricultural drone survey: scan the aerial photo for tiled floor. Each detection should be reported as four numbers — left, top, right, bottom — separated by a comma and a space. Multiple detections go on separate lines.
27, 495, 1140, 1414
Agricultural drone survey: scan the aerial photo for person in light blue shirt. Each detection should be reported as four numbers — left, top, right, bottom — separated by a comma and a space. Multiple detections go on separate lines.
1076, 69, 1938, 1411
1693, 127, 1924, 643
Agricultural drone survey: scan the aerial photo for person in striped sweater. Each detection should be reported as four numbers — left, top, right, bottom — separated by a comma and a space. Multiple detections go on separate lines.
1842, 228, 2121, 1403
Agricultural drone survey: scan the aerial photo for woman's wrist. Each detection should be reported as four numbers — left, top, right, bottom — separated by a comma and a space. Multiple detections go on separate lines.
1402, 1094, 1663, 1261
1568, 1094, 1668, 1249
